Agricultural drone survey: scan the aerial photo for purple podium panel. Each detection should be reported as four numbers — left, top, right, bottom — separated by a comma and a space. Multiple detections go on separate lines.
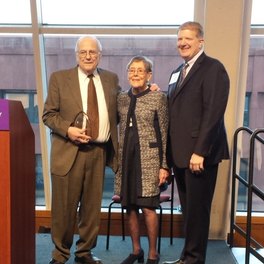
0, 99, 10, 131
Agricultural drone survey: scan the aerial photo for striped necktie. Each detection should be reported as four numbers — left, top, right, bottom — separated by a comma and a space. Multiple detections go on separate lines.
178, 62, 189, 87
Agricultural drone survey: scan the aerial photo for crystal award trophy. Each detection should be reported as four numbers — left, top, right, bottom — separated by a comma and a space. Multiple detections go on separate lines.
73, 111, 91, 136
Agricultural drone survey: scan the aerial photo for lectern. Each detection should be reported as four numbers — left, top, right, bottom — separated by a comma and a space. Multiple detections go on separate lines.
0, 99, 35, 264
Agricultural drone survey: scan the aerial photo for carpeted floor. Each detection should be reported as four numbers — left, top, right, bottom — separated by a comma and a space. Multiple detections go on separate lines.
36, 234, 238, 264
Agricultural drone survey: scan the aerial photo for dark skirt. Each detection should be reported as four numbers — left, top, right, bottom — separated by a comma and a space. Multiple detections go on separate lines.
120, 126, 159, 209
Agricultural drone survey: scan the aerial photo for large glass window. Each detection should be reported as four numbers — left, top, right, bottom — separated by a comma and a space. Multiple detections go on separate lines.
0, 35, 44, 205
44, 35, 180, 90
41, 0, 194, 25
236, 0, 264, 212
0, 0, 31, 24
238, 36, 264, 212
0, 0, 194, 209
3, 0, 263, 214
251, 0, 264, 25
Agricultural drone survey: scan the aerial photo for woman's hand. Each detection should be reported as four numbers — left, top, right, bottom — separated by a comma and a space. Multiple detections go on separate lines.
158, 168, 170, 186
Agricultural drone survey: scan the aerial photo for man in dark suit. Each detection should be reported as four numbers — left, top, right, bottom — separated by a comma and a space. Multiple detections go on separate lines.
163, 22, 230, 264
43, 36, 121, 264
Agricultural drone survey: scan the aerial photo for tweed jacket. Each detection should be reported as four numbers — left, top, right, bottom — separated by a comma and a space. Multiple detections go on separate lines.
115, 89, 169, 197
42, 66, 121, 175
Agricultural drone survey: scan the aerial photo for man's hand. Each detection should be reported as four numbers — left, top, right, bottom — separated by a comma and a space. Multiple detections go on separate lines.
189, 153, 204, 173
149, 83, 160, 92
67, 126, 91, 144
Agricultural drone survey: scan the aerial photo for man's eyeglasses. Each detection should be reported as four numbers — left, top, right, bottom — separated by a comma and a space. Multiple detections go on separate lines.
128, 68, 147, 75
78, 50, 100, 58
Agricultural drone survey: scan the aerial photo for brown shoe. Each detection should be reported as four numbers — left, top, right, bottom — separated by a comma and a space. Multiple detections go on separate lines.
75, 253, 102, 264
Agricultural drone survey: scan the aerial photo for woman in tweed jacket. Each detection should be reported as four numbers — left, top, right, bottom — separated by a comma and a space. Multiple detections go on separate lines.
114, 56, 169, 264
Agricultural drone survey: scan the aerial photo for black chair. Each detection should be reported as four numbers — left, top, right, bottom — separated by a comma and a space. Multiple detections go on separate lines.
106, 194, 125, 250
106, 176, 175, 252
158, 175, 175, 251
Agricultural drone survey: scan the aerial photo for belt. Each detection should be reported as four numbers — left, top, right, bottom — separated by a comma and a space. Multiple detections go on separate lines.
78, 141, 107, 151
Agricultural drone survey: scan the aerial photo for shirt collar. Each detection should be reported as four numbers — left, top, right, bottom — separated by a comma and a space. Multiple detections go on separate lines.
185, 49, 203, 68
78, 66, 98, 81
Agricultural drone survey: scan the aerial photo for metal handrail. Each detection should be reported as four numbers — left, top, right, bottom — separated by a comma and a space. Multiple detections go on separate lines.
229, 127, 264, 264
246, 128, 264, 263
229, 127, 253, 247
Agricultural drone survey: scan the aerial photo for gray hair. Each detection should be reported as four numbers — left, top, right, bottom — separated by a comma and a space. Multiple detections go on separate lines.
126, 55, 153, 73
75, 35, 102, 53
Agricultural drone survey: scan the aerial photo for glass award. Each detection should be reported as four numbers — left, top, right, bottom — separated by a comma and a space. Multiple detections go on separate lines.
73, 111, 91, 136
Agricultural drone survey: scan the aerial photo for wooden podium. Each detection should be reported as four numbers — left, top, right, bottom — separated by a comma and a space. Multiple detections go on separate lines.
0, 99, 35, 264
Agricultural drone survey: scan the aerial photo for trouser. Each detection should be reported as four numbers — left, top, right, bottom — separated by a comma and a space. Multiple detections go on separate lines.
51, 144, 106, 262
174, 164, 218, 264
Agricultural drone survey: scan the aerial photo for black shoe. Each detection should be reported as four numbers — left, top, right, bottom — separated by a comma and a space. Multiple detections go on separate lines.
146, 254, 160, 264
120, 249, 144, 264
75, 253, 102, 264
162, 259, 184, 264
49, 259, 65, 264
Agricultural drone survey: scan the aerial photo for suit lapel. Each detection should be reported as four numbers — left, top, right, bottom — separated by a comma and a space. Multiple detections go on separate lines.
98, 68, 110, 111
65, 67, 83, 110
173, 53, 206, 99
168, 64, 182, 100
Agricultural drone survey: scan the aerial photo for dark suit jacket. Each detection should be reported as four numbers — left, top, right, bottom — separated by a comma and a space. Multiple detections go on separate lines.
167, 52, 230, 168
43, 66, 121, 176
